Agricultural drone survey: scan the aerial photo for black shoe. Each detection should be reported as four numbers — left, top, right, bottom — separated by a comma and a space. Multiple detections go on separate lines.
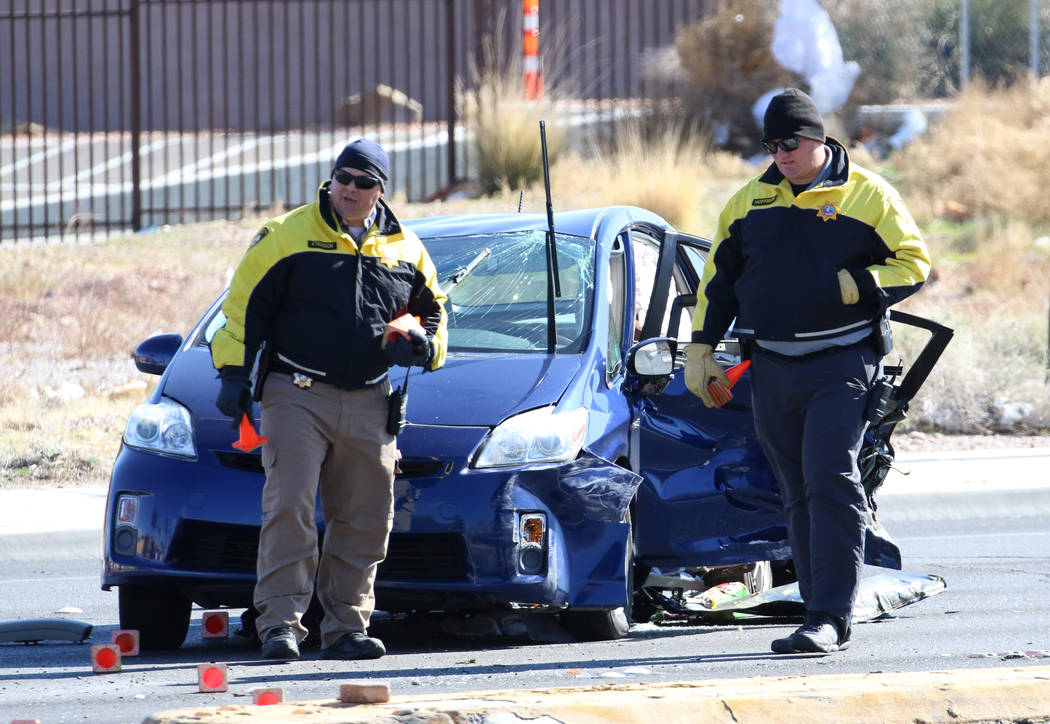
790, 614, 850, 654
319, 631, 386, 660
770, 630, 799, 654
260, 626, 300, 660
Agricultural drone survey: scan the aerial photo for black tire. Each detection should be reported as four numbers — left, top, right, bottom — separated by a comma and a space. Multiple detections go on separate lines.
118, 586, 191, 650
560, 511, 635, 641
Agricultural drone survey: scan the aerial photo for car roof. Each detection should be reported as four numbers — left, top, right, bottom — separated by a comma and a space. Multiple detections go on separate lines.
403, 205, 671, 240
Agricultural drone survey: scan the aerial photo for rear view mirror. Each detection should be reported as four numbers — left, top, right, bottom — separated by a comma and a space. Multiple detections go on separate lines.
133, 333, 183, 375
626, 338, 677, 395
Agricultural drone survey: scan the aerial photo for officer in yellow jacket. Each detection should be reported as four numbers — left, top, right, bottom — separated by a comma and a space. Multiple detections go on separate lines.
211, 138, 447, 660
686, 89, 930, 655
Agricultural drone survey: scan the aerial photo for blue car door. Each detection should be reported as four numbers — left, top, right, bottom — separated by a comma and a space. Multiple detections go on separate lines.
629, 230, 789, 572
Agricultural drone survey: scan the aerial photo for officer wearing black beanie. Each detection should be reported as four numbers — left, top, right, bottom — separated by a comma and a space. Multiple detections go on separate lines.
685, 88, 932, 655
761, 87, 825, 145
211, 139, 447, 662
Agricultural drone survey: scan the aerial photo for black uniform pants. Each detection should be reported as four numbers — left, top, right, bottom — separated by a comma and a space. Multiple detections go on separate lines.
750, 342, 879, 634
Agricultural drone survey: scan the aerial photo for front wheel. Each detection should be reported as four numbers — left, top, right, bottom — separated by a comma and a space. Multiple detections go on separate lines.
119, 586, 191, 650
559, 512, 635, 641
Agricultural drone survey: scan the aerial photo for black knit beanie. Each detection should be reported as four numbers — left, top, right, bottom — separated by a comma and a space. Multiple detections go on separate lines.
762, 88, 825, 143
333, 138, 389, 182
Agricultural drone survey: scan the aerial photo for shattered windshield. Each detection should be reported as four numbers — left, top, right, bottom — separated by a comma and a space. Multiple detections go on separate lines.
428, 230, 595, 353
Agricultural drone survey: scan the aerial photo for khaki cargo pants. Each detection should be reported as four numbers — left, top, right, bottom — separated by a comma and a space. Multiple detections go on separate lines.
254, 372, 396, 649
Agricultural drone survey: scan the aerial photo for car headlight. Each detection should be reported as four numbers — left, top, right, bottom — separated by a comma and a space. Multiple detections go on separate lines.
474, 406, 587, 468
123, 397, 197, 459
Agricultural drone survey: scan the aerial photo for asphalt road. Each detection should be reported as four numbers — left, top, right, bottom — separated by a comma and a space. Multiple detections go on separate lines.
1, 448, 1049, 723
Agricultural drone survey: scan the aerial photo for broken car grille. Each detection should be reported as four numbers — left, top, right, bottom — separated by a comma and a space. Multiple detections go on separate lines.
172, 521, 469, 581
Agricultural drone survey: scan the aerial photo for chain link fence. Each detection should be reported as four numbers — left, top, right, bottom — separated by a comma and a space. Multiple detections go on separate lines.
827, 0, 1050, 104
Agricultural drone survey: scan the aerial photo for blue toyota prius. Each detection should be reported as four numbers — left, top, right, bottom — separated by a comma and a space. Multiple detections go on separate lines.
102, 205, 950, 648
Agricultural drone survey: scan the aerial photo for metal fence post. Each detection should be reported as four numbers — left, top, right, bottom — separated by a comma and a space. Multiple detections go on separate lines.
1031, 0, 1040, 77
129, 0, 142, 231
446, 0, 457, 188
960, 0, 970, 89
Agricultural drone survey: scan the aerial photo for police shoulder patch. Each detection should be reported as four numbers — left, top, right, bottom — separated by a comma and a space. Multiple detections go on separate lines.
248, 227, 269, 248
307, 239, 338, 250
752, 195, 776, 206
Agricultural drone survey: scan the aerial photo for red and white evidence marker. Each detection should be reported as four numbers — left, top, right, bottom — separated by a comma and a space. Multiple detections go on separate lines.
201, 610, 229, 639
252, 687, 284, 705
91, 643, 122, 673
197, 662, 229, 693
110, 629, 140, 656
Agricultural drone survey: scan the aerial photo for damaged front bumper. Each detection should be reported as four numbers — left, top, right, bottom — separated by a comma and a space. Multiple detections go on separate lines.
380, 424, 643, 614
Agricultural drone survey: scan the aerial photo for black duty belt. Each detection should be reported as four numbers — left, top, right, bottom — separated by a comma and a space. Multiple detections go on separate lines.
270, 355, 386, 390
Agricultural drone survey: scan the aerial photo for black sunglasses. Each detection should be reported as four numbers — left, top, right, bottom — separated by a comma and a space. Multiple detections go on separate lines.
761, 136, 800, 154
333, 169, 382, 190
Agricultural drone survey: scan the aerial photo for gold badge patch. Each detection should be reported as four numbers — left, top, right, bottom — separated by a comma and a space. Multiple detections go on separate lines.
380, 250, 400, 268
816, 202, 839, 222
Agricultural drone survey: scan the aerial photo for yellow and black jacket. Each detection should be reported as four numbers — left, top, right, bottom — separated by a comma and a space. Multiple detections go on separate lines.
211, 181, 448, 387
691, 138, 930, 346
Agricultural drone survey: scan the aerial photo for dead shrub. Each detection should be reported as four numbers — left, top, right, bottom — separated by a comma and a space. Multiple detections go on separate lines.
674, 0, 799, 153
893, 79, 1050, 225
458, 13, 571, 196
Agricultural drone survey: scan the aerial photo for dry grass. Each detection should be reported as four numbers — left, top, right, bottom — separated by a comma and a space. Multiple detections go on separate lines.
457, 13, 572, 195
894, 78, 1050, 225
546, 121, 752, 233
893, 218, 1050, 433
0, 221, 254, 488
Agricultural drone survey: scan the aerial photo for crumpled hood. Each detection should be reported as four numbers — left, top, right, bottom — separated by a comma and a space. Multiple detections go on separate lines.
403, 353, 582, 427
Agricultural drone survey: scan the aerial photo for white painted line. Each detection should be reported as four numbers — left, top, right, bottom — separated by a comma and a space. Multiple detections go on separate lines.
0, 138, 78, 178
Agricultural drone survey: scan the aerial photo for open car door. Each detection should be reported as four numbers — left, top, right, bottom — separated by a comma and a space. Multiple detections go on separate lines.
629, 229, 954, 575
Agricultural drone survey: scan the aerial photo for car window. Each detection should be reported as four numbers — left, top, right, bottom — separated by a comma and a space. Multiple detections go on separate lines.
429, 230, 595, 353
633, 231, 698, 342
200, 309, 227, 346
669, 241, 707, 342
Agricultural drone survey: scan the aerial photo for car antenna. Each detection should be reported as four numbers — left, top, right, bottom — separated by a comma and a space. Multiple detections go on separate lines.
540, 120, 561, 353
517, 188, 525, 212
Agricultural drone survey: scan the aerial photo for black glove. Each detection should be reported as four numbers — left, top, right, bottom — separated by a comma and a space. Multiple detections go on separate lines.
216, 373, 252, 425
384, 327, 433, 368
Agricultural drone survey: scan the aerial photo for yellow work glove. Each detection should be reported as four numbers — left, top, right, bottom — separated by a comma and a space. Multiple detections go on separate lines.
685, 343, 732, 408
837, 269, 859, 305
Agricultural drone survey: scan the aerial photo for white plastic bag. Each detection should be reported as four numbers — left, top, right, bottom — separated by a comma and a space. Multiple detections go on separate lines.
767, 0, 858, 115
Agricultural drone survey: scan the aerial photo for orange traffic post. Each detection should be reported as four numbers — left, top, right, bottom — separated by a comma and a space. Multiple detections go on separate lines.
252, 687, 284, 705
232, 414, 268, 452
198, 663, 229, 693
201, 610, 229, 639
523, 0, 543, 99
110, 629, 140, 656
91, 643, 122, 673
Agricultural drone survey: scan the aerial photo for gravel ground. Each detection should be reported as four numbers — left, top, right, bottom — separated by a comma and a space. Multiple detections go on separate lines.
891, 431, 1050, 453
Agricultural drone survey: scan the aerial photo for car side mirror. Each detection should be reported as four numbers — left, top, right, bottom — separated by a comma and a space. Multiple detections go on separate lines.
133, 333, 183, 375
625, 337, 677, 395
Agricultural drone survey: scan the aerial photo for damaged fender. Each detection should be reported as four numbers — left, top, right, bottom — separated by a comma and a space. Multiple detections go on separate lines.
500, 453, 643, 608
